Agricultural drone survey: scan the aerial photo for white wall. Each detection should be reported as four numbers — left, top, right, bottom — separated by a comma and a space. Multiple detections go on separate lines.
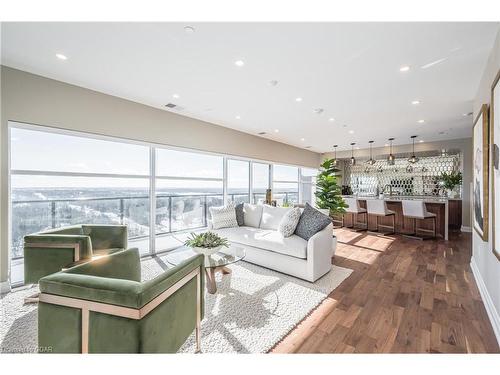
471, 28, 500, 344
0, 66, 321, 287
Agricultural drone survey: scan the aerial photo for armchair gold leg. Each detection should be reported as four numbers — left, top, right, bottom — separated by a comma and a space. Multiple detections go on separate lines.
24, 292, 40, 304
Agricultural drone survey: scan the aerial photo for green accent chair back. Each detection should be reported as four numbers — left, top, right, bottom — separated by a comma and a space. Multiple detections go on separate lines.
38, 248, 205, 353
24, 224, 128, 284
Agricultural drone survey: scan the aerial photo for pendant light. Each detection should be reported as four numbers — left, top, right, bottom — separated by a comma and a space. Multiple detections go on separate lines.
408, 135, 419, 163
332, 145, 338, 167
387, 138, 396, 165
366, 140, 376, 165
350, 142, 356, 166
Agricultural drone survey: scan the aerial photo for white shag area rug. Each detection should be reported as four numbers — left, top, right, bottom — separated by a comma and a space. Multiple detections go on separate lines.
1, 257, 352, 354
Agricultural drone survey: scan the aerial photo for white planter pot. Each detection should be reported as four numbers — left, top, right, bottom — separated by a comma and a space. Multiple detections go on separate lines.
192, 245, 222, 256
317, 208, 330, 216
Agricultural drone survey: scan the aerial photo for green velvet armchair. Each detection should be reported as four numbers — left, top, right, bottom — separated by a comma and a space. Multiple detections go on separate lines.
24, 224, 128, 285
38, 248, 205, 353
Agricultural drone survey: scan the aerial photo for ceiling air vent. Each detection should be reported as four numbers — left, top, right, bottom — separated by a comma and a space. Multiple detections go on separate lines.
258, 132, 267, 135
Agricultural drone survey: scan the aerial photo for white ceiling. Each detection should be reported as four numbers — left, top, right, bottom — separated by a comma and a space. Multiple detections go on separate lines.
1, 22, 499, 152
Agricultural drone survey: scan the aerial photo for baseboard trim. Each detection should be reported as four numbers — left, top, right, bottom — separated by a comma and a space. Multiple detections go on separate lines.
0, 280, 11, 294
461, 225, 472, 232
470, 256, 500, 345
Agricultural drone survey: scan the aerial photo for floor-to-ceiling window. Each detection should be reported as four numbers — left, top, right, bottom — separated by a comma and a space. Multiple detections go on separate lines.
9, 125, 151, 284
227, 159, 250, 204
272, 164, 299, 205
300, 167, 318, 205
8, 123, 317, 285
154, 148, 223, 251
252, 162, 271, 204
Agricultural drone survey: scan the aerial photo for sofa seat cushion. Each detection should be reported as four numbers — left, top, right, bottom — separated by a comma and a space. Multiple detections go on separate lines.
214, 226, 308, 259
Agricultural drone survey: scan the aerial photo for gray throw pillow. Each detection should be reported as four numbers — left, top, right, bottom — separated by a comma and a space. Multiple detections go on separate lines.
294, 202, 332, 240
235, 203, 244, 226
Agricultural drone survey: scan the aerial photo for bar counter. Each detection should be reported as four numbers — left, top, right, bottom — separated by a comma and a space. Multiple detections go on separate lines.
340, 196, 462, 240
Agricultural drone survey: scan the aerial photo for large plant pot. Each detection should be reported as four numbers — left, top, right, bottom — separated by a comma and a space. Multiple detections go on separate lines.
317, 208, 330, 217
192, 245, 222, 256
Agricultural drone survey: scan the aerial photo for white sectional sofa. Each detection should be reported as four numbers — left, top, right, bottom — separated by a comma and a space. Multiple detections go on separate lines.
210, 204, 336, 282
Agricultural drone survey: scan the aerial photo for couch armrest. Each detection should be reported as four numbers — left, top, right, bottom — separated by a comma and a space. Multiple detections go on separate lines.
306, 223, 334, 280
81, 224, 128, 250
66, 248, 140, 281
139, 253, 204, 309
24, 234, 93, 260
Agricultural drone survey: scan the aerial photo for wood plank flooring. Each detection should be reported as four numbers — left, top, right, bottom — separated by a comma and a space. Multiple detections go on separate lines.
271, 229, 499, 353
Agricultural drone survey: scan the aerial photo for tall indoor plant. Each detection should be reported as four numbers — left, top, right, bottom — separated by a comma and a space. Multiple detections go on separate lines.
315, 158, 347, 216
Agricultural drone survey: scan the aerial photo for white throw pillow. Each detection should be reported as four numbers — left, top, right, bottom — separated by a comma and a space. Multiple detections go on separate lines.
278, 207, 302, 237
260, 205, 291, 230
209, 204, 238, 230
243, 203, 263, 228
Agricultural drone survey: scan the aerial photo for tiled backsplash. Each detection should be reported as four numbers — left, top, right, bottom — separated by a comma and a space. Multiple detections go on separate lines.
344, 152, 461, 197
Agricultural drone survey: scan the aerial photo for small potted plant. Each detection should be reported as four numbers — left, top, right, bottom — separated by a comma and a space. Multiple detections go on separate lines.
438, 171, 462, 198
184, 231, 230, 256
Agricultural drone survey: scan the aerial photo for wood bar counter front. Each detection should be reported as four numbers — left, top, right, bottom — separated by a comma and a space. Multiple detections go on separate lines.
340, 196, 462, 240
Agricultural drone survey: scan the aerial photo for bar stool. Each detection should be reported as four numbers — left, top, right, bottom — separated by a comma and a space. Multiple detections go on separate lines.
366, 199, 396, 235
401, 200, 437, 240
343, 197, 367, 231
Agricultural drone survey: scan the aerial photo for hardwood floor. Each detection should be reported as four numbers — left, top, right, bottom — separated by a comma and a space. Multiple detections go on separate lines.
272, 228, 499, 353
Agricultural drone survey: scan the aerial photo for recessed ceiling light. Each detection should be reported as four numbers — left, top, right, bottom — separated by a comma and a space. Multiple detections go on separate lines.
356, 147, 360, 150
411, 100, 420, 105
234, 60, 245, 67
235, 115, 241, 120
300, 138, 305, 141
274, 129, 279, 133
56, 53, 67, 60
419, 140, 424, 143
184, 26, 195, 34
418, 119, 425, 124
295, 97, 303, 102
349, 130, 354, 134
400, 65, 410, 72
384, 143, 389, 147
329, 118, 335, 122
172, 94, 180, 99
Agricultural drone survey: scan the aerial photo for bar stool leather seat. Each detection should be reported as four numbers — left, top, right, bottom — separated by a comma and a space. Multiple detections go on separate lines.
343, 197, 367, 231
366, 199, 396, 235
401, 200, 437, 240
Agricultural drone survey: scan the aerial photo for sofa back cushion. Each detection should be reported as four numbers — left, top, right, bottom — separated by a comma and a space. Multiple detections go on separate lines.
209, 204, 238, 229
259, 205, 291, 230
243, 203, 263, 228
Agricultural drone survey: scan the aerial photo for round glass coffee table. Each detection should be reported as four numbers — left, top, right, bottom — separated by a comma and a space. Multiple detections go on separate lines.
165, 245, 245, 294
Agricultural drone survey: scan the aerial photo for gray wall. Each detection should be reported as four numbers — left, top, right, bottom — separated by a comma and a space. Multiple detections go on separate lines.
322, 137, 473, 227
472, 28, 500, 342
0, 66, 321, 286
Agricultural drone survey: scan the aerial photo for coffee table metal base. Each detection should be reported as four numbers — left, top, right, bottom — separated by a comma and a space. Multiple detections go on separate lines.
205, 266, 231, 294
